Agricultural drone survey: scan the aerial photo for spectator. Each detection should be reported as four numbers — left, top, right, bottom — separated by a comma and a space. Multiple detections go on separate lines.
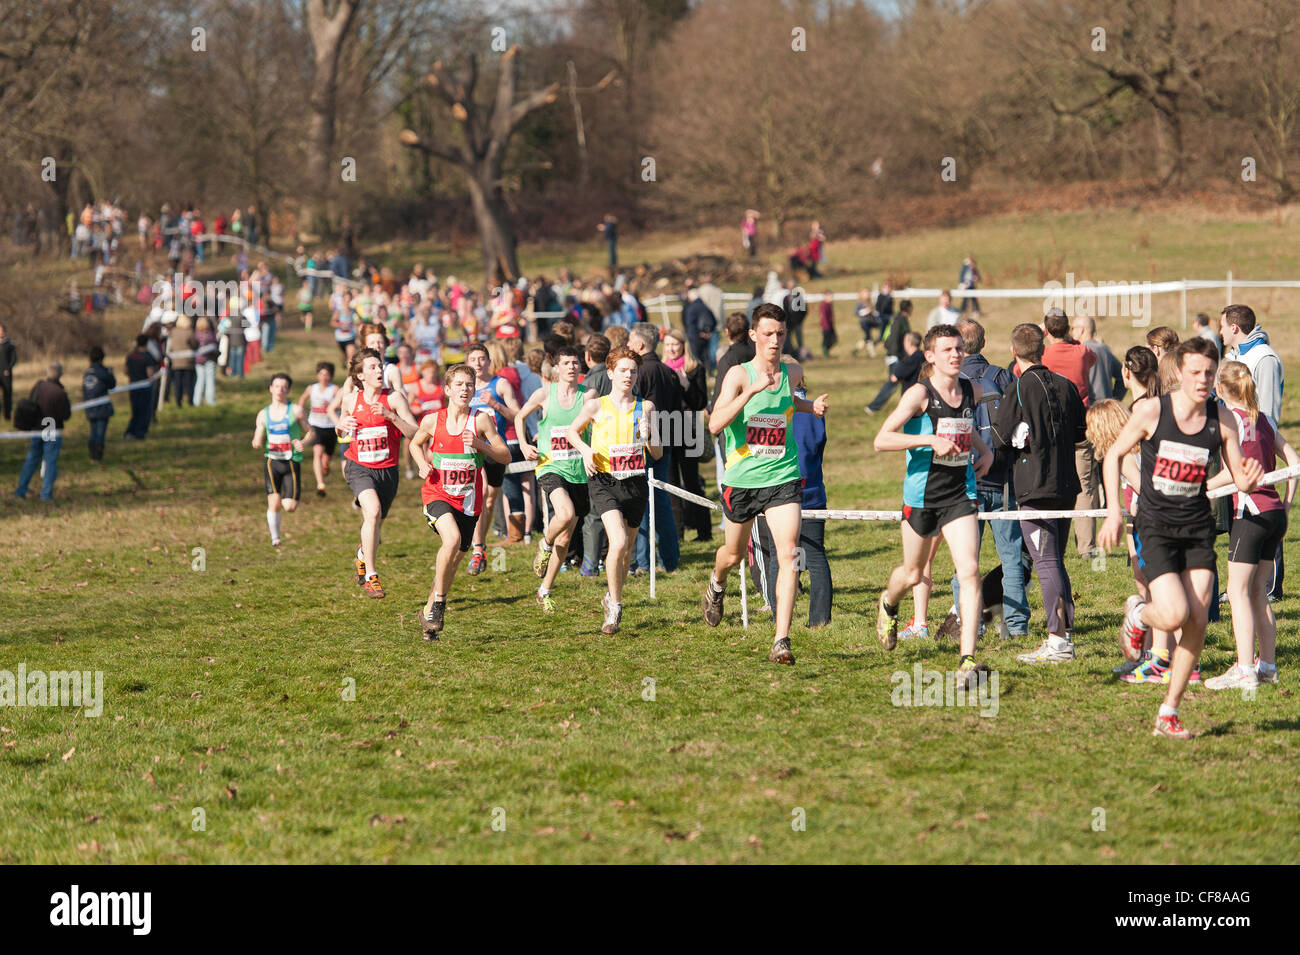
167, 314, 197, 407
682, 288, 716, 368
15, 362, 71, 500
926, 289, 960, 330
710, 312, 755, 413
0, 322, 15, 420
873, 281, 895, 330
598, 214, 618, 270
957, 254, 981, 316
1194, 311, 1222, 356
662, 327, 712, 542
82, 346, 117, 462
741, 208, 760, 257
1145, 325, 1180, 361
583, 332, 611, 398
864, 300, 913, 413
819, 290, 837, 357
745, 285, 764, 322
124, 335, 159, 439
627, 322, 682, 573
1041, 307, 1099, 555
193, 316, 218, 406
782, 280, 807, 357
605, 324, 630, 352
854, 287, 878, 356
697, 274, 724, 368
1071, 313, 1123, 401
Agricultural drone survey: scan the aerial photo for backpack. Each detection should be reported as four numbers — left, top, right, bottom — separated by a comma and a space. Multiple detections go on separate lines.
14, 389, 41, 431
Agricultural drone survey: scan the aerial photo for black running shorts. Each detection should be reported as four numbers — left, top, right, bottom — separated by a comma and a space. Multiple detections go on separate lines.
423, 500, 476, 552
314, 427, 338, 456
484, 458, 506, 489
590, 471, 648, 527
264, 458, 301, 500
721, 478, 803, 525
538, 472, 591, 522
904, 498, 977, 539
344, 460, 399, 518
1133, 516, 1217, 580
1228, 510, 1287, 565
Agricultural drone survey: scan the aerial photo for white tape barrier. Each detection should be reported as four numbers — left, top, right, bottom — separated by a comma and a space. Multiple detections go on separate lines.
0, 380, 157, 440
191, 233, 366, 289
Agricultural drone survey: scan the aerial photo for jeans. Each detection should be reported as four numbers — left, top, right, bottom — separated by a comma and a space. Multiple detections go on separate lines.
261, 315, 277, 353
16, 434, 61, 499
172, 367, 196, 407
228, 343, 245, 378
707, 332, 719, 371
756, 515, 833, 626
501, 444, 525, 515
87, 417, 108, 460
867, 372, 899, 412
634, 452, 679, 572
951, 486, 1030, 635
193, 361, 217, 405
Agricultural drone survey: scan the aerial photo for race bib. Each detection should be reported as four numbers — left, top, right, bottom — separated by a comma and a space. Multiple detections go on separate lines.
549, 433, 580, 461
440, 463, 475, 498
933, 417, 973, 467
354, 425, 390, 464
311, 403, 328, 417
609, 442, 645, 480
267, 439, 293, 461
1153, 439, 1209, 497
746, 413, 788, 458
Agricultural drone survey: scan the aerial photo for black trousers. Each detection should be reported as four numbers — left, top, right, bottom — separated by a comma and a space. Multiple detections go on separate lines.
0, 374, 11, 419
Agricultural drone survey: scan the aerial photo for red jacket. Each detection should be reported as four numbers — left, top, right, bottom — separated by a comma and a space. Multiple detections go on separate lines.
1042, 341, 1096, 408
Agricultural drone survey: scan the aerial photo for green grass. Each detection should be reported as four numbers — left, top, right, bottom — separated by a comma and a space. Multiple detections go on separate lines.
3, 206, 1300, 863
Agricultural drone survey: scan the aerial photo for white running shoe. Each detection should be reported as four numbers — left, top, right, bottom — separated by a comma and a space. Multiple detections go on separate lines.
1016, 638, 1076, 664
1205, 662, 1260, 691
1256, 659, 1279, 684
899, 618, 929, 640
600, 592, 622, 635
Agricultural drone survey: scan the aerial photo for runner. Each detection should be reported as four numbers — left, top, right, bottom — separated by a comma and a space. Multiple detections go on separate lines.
407, 360, 445, 424
250, 373, 313, 547
1098, 338, 1264, 738
298, 361, 338, 497
336, 349, 420, 598
517, 346, 589, 613
1203, 361, 1297, 689
464, 342, 522, 574
409, 363, 511, 638
872, 324, 994, 688
702, 303, 829, 664
326, 324, 404, 462
566, 346, 663, 635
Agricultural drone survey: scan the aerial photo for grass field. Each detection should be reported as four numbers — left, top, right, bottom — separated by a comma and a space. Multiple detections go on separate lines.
3, 207, 1300, 863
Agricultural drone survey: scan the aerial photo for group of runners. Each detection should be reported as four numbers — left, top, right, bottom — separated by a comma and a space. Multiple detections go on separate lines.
248, 301, 1289, 740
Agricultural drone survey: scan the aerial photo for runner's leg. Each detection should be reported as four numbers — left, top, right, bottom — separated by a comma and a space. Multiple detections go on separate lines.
602, 510, 631, 604
1163, 568, 1212, 711
427, 512, 465, 613
940, 514, 982, 659
764, 502, 802, 642
883, 522, 939, 610
541, 486, 576, 593
1251, 559, 1277, 664
357, 488, 382, 577
1227, 560, 1257, 668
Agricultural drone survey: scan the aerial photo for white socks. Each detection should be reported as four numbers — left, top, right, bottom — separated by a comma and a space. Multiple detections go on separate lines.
267, 509, 282, 543
1048, 634, 1071, 650
1159, 704, 1177, 718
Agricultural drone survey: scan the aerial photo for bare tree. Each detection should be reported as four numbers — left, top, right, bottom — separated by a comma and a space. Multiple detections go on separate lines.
400, 46, 558, 290
305, 0, 361, 234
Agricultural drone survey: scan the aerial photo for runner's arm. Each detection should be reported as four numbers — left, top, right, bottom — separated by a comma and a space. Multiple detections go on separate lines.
567, 397, 601, 475
293, 404, 316, 450
872, 384, 943, 453
515, 389, 547, 460
477, 412, 512, 465
709, 365, 762, 434
1098, 400, 1158, 551
787, 362, 829, 417
641, 399, 663, 460
251, 409, 265, 449
383, 388, 420, 439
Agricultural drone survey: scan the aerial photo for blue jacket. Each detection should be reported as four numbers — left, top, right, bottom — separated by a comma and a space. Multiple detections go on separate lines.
959, 353, 1012, 490
793, 388, 827, 509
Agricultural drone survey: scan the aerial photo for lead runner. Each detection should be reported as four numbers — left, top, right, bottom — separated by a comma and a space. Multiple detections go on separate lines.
702, 302, 828, 665
1098, 337, 1263, 739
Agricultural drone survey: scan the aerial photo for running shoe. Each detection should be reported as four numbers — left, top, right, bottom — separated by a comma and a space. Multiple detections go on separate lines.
899, 618, 929, 641
533, 540, 552, 578
876, 594, 898, 650
467, 549, 486, 576
1119, 595, 1148, 662
1121, 656, 1169, 684
1256, 658, 1279, 684
955, 657, 991, 691
421, 602, 444, 640
271, 539, 282, 548
1204, 662, 1259, 691
1016, 638, 1076, 664
702, 580, 724, 627
362, 574, 385, 599
316, 486, 326, 498
1113, 655, 1144, 676
769, 637, 795, 665
538, 591, 556, 614
354, 556, 366, 586
601, 592, 622, 635
1189, 667, 1202, 685
1153, 713, 1191, 740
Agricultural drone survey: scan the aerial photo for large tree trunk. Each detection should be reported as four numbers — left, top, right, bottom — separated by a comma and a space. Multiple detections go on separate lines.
466, 167, 519, 291
305, 0, 361, 237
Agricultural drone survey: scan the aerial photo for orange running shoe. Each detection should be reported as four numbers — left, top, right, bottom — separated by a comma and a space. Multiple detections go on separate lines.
362, 574, 385, 599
